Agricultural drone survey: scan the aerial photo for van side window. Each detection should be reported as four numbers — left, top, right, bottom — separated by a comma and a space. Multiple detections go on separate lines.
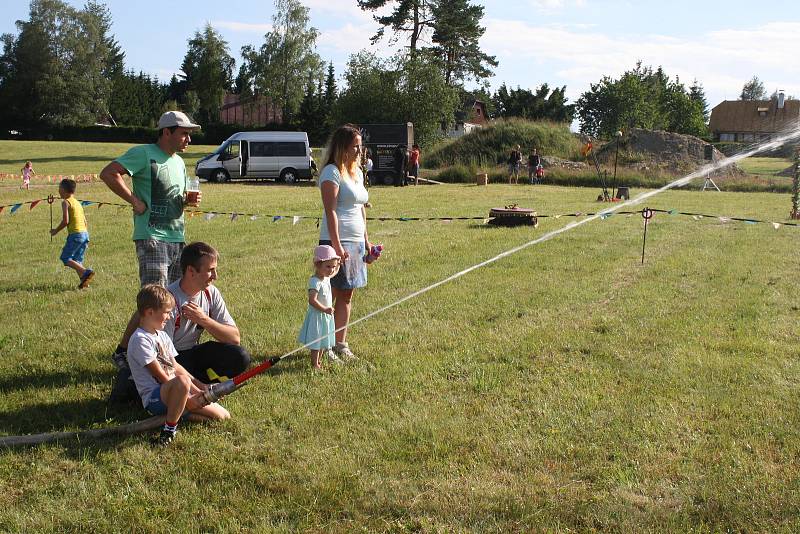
224, 141, 240, 159
250, 142, 276, 157
277, 142, 306, 157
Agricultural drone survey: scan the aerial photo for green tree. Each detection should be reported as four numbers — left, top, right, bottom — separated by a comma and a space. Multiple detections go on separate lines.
662, 79, 707, 137
181, 90, 200, 119
0, 0, 122, 127
492, 83, 574, 123
239, 0, 322, 124
84, 1, 123, 79
321, 62, 337, 133
180, 24, 235, 125
357, 0, 434, 54
297, 76, 323, 143
740, 76, 766, 101
397, 53, 459, 145
576, 63, 706, 138
109, 71, 167, 126
689, 79, 709, 122
336, 52, 400, 125
429, 0, 496, 85
336, 51, 457, 147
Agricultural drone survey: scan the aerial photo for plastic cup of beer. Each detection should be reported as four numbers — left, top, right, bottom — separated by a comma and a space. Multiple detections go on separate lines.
187, 177, 200, 204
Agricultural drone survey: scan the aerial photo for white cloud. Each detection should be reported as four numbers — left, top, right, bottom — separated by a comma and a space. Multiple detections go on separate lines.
482, 18, 800, 106
302, 0, 376, 25
211, 20, 272, 34
317, 22, 376, 55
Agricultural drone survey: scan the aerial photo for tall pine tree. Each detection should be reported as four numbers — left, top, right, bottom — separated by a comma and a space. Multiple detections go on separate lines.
430, 0, 497, 86
180, 23, 235, 124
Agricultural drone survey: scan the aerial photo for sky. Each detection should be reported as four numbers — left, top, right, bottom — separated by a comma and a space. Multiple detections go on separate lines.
3, 0, 800, 125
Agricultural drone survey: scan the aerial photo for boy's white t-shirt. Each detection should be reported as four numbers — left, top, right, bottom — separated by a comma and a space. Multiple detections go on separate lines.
127, 327, 179, 402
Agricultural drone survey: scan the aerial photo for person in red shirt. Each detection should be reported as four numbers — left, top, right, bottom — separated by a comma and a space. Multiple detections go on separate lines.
409, 144, 421, 185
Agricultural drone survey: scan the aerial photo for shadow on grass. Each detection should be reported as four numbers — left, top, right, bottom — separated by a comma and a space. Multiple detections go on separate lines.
0, 281, 75, 294
0, 369, 115, 394
0, 397, 144, 438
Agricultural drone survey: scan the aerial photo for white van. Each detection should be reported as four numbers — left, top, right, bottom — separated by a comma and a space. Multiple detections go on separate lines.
195, 131, 314, 183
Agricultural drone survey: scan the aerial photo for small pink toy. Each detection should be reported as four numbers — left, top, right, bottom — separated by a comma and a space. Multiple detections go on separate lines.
364, 244, 383, 264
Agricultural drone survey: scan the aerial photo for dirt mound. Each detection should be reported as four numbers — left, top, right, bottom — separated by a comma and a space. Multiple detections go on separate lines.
541, 155, 588, 171
596, 128, 741, 176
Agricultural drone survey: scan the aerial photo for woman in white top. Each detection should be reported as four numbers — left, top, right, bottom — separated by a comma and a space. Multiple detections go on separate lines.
319, 124, 372, 361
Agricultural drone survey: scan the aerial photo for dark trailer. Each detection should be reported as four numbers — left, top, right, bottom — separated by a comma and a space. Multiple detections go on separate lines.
358, 123, 414, 185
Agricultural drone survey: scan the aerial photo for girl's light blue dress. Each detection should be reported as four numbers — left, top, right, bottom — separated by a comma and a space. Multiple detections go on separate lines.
298, 275, 335, 349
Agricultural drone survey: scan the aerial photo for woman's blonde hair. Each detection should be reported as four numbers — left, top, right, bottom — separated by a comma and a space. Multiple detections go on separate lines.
323, 124, 361, 177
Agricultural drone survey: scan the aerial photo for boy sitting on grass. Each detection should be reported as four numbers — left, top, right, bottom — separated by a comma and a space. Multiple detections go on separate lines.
127, 284, 230, 446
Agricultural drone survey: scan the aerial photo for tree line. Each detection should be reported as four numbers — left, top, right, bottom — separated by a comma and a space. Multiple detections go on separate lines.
0, 0, 782, 146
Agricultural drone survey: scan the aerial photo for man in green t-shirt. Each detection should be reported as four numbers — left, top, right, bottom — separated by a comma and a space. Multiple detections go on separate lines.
100, 110, 202, 402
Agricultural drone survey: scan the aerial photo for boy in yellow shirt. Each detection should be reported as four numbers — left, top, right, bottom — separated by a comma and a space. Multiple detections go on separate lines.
50, 178, 94, 289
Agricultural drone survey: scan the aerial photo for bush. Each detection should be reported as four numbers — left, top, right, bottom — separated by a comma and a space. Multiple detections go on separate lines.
424, 118, 582, 169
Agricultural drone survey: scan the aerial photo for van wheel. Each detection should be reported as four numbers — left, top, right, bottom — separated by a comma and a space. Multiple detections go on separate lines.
280, 168, 297, 184
211, 169, 229, 183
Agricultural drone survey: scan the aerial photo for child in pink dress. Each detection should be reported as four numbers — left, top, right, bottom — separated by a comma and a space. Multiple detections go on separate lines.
21, 161, 34, 190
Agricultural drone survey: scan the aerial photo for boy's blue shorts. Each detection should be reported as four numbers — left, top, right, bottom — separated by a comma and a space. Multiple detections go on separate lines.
144, 385, 190, 421
60, 232, 89, 265
145, 386, 169, 415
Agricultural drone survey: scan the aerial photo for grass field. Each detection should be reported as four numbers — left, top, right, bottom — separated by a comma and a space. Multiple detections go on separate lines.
0, 140, 219, 178
736, 156, 793, 176
2, 142, 800, 531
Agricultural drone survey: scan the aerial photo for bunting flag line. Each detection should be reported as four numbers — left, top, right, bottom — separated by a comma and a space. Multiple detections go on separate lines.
3, 196, 800, 231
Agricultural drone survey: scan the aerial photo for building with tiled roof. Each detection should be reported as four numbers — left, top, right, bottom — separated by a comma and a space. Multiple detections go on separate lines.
709, 92, 799, 142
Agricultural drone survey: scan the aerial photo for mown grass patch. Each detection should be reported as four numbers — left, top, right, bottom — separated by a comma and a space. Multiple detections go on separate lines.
1, 143, 800, 531
737, 156, 793, 176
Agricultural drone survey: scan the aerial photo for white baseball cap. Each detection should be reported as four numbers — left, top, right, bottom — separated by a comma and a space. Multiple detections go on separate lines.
157, 110, 201, 130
